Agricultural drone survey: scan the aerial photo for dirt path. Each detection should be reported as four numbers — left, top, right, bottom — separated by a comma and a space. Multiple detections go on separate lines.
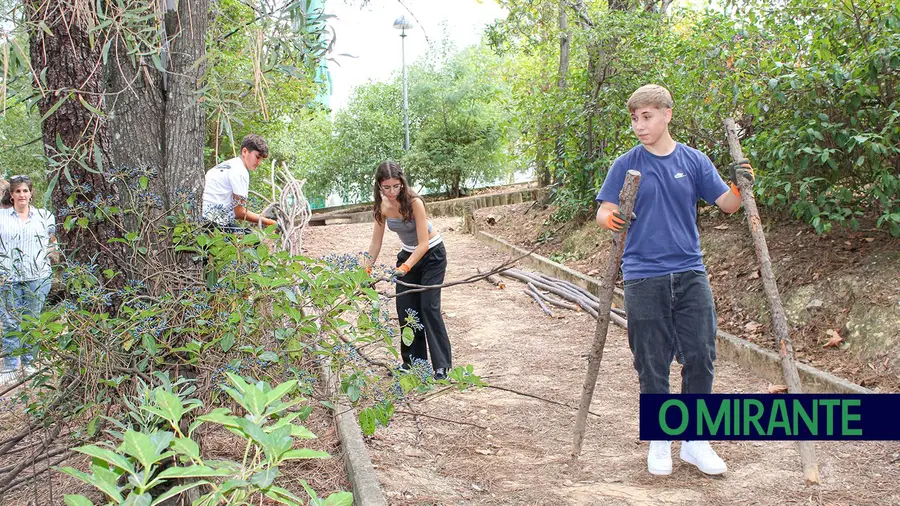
304, 218, 900, 506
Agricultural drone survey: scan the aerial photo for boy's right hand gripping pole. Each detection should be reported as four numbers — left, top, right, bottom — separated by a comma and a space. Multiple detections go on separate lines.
572, 169, 640, 458
724, 118, 820, 485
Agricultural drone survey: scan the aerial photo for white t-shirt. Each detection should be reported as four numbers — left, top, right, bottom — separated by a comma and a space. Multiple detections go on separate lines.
202, 156, 250, 225
0, 206, 56, 282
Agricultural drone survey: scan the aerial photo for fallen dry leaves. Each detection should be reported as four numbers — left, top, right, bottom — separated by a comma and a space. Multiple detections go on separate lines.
823, 329, 843, 348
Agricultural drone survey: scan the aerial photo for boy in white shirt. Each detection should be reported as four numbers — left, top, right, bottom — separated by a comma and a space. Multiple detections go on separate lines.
202, 134, 278, 232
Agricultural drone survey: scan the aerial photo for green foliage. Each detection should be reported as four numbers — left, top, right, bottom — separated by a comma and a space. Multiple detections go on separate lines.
489, 0, 900, 234
4, 167, 483, 502
285, 40, 516, 203
0, 101, 45, 198
204, 0, 330, 165
59, 373, 352, 506
402, 44, 514, 197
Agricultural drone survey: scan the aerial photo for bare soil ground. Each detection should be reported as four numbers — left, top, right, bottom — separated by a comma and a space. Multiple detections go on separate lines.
476, 202, 900, 392
304, 217, 900, 506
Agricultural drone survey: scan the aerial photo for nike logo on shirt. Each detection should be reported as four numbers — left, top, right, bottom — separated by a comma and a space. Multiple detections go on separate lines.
674, 172, 686, 179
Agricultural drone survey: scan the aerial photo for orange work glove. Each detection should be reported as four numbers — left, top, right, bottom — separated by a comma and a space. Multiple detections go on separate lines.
605, 210, 637, 232
394, 264, 411, 277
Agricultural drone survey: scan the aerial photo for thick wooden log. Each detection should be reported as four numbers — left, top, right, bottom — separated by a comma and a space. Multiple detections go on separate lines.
572, 170, 641, 457
725, 118, 819, 485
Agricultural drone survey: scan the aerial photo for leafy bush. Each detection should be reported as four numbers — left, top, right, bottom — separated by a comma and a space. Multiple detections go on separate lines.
5, 168, 483, 502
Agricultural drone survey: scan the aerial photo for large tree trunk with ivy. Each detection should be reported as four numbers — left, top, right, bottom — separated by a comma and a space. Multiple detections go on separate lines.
27, 0, 127, 285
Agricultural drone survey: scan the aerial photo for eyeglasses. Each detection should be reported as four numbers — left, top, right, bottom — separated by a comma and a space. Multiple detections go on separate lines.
9, 175, 31, 183
380, 183, 403, 193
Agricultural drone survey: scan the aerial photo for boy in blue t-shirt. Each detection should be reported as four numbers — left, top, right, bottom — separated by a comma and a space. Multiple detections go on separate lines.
596, 84, 753, 477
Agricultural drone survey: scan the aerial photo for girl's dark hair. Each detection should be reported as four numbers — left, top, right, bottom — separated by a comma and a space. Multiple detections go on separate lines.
372, 161, 419, 224
1, 178, 33, 207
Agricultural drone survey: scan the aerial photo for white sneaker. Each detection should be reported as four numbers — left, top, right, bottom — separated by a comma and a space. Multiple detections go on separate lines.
647, 440, 673, 475
680, 441, 727, 475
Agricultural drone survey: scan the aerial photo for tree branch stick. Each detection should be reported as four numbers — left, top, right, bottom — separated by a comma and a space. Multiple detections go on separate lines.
524, 286, 554, 316
0, 452, 72, 495
0, 445, 71, 475
528, 282, 580, 312
572, 169, 640, 457
725, 117, 819, 485
475, 267, 505, 288
394, 410, 487, 430
0, 423, 61, 493
486, 385, 603, 418
0, 369, 41, 397
502, 270, 599, 317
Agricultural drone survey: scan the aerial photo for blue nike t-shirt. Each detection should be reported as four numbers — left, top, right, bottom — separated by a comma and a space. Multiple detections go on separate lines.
596, 143, 730, 281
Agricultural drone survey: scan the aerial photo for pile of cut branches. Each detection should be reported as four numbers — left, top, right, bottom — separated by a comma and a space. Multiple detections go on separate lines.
497, 268, 626, 324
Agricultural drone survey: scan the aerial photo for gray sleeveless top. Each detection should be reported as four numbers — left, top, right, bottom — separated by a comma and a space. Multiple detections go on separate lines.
386, 218, 442, 253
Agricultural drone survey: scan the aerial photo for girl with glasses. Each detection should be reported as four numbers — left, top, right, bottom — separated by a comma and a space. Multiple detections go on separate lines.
365, 161, 451, 380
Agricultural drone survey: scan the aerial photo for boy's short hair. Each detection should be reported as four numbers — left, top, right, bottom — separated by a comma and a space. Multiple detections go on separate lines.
627, 84, 674, 112
241, 134, 269, 157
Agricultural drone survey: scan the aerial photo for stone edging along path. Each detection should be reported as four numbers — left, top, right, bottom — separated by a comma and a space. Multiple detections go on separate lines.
307, 307, 388, 506
474, 230, 872, 395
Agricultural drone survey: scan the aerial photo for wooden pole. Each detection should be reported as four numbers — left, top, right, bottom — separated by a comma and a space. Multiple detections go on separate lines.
572, 169, 640, 457
724, 118, 820, 485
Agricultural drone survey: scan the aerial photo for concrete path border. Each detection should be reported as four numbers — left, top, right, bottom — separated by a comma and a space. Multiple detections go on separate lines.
307, 307, 388, 506
320, 362, 387, 506
474, 230, 872, 395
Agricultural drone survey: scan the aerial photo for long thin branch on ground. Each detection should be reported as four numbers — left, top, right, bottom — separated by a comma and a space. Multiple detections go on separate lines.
0, 423, 61, 493
528, 281, 580, 312
485, 385, 603, 419
395, 410, 487, 430
0, 445, 71, 475
475, 267, 505, 288
0, 452, 73, 495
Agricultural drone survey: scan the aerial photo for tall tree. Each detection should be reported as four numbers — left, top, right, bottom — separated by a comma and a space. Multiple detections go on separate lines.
26, 0, 127, 280
14, 0, 331, 293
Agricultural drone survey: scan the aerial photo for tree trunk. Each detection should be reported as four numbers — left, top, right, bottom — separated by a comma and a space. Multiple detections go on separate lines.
27, 0, 127, 284
554, 1, 569, 185
163, 0, 209, 203
107, 0, 208, 207
105, 45, 168, 207
585, 48, 597, 160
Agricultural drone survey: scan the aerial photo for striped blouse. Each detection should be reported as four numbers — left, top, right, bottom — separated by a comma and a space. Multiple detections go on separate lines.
0, 206, 56, 283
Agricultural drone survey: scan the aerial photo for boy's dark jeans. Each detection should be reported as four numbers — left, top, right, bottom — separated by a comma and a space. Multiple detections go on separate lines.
623, 269, 718, 395
395, 243, 451, 370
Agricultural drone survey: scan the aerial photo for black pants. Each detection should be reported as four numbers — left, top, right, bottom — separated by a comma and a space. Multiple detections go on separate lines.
623, 270, 718, 394
395, 243, 451, 370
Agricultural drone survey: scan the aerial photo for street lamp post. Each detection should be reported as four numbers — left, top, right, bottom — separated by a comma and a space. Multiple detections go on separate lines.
393, 15, 413, 151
